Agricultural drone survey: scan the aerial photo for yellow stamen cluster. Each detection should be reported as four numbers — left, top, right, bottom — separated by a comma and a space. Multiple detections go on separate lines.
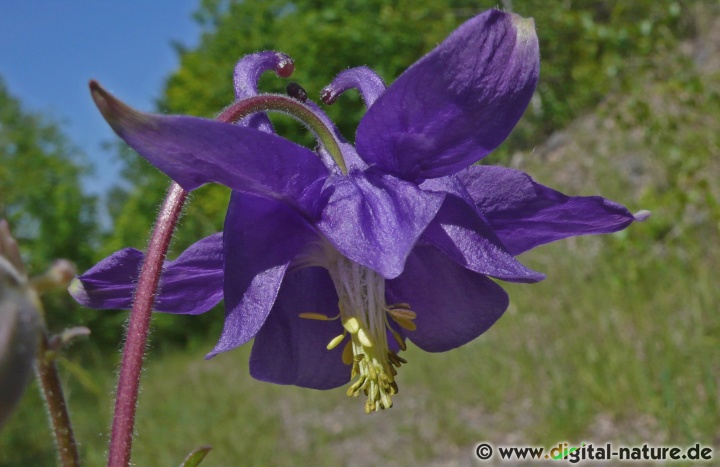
298, 250, 418, 413
341, 312, 402, 413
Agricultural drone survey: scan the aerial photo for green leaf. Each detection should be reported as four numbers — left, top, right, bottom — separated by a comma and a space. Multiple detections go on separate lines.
179, 445, 212, 467
57, 356, 101, 397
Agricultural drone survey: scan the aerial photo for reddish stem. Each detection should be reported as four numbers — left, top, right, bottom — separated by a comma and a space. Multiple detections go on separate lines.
105, 95, 308, 466
36, 331, 80, 467
107, 183, 187, 467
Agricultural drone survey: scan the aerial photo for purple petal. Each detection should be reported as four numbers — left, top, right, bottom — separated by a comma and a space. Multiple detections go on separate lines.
234, 51, 294, 100
233, 51, 294, 133
386, 246, 508, 352
249, 267, 348, 390
459, 165, 645, 255
155, 233, 225, 313
356, 10, 539, 180
69, 234, 223, 314
421, 187, 544, 283
321, 66, 386, 108
208, 193, 317, 357
90, 82, 328, 204
69, 248, 142, 310
317, 169, 445, 279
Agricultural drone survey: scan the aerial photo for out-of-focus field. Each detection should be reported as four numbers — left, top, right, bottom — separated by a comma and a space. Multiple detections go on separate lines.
2, 4, 719, 467
4, 234, 718, 465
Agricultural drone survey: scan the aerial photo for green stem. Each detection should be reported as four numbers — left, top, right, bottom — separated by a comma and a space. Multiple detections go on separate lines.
217, 94, 348, 174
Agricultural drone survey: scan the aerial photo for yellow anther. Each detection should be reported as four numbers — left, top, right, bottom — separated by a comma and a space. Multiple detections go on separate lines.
298, 312, 336, 320
326, 333, 346, 350
348, 375, 366, 397
357, 328, 373, 347
380, 391, 392, 409
390, 329, 407, 351
391, 316, 417, 331
387, 308, 417, 320
341, 340, 353, 365
342, 317, 360, 334
367, 362, 377, 380
369, 381, 379, 401
387, 352, 407, 367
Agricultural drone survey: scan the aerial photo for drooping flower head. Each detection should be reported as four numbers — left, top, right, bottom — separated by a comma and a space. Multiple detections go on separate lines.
71, 10, 647, 413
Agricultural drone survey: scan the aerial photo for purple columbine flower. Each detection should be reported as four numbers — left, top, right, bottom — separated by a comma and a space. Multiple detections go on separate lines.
70, 10, 647, 413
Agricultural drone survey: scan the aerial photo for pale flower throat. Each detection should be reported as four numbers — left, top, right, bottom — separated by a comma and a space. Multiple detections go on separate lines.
297, 244, 416, 413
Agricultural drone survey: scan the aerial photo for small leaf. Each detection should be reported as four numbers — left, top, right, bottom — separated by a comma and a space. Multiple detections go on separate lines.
57, 356, 101, 397
179, 445, 212, 467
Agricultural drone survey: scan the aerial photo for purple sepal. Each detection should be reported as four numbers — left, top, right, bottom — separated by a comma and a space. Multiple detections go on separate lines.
70, 233, 223, 314
459, 166, 643, 255
69, 248, 142, 310
90, 82, 328, 205
422, 191, 545, 283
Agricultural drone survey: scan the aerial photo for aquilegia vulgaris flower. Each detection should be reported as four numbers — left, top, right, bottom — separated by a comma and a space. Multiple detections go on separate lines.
70, 10, 647, 413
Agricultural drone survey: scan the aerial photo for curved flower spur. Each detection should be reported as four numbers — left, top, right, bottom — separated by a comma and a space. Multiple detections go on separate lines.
71, 10, 647, 413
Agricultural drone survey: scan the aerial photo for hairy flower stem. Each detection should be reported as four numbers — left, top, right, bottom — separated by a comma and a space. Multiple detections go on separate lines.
107, 183, 187, 467
36, 329, 80, 467
106, 93, 340, 465
217, 94, 347, 173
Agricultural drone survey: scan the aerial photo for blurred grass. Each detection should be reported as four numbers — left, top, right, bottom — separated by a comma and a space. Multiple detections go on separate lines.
3, 3, 720, 466
2, 235, 717, 465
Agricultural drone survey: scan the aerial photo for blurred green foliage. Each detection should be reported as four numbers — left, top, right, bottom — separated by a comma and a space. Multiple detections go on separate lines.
0, 78, 96, 272
0, 78, 104, 337
606, 42, 720, 251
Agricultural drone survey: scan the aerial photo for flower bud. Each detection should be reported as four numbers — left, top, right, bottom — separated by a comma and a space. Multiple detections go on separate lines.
0, 241, 40, 429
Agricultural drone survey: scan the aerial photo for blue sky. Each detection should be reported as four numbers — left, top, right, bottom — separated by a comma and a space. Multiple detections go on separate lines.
0, 1, 200, 196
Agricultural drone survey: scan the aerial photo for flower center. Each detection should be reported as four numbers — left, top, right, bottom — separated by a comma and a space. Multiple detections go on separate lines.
299, 246, 416, 413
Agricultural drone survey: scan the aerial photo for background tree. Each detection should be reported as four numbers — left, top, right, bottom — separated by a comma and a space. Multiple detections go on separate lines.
0, 78, 96, 269
0, 77, 103, 335
110, 0, 695, 250
103, 0, 705, 347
